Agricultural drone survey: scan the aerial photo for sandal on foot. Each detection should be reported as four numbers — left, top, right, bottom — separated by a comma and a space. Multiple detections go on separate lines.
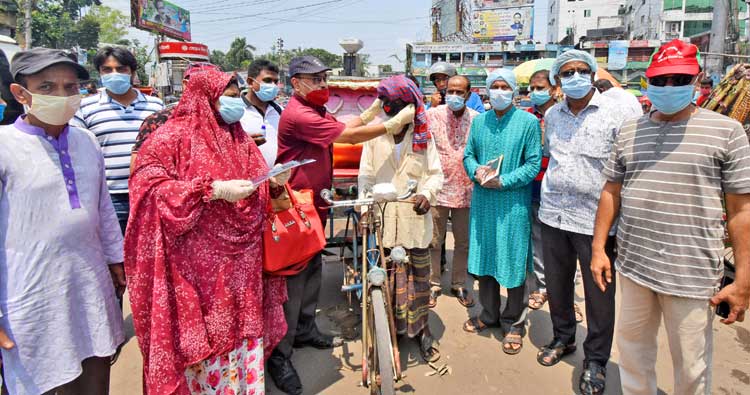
502, 328, 524, 355
536, 339, 576, 367
451, 287, 475, 308
579, 362, 607, 395
463, 317, 493, 333
418, 333, 440, 363
574, 303, 584, 323
528, 291, 547, 310
428, 289, 440, 309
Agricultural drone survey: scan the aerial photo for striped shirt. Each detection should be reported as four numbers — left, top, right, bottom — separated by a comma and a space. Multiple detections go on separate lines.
603, 108, 750, 299
71, 89, 164, 194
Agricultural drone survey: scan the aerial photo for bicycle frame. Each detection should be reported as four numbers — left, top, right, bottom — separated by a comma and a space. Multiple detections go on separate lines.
321, 181, 418, 390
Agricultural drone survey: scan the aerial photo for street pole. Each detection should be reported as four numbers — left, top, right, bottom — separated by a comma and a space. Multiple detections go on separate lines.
24, 0, 32, 49
708, 0, 729, 77
746, 0, 750, 55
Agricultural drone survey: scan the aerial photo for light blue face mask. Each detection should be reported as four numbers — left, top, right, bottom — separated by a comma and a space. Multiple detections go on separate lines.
530, 89, 552, 106
101, 73, 132, 95
489, 88, 514, 110
254, 82, 280, 102
0, 103, 5, 123
647, 84, 694, 115
445, 94, 465, 111
560, 72, 593, 99
218, 96, 246, 124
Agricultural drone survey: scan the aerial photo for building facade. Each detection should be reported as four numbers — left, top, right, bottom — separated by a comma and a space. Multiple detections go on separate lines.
0, 0, 18, 38
547, 0, 627, 44
623, 0, 747, 41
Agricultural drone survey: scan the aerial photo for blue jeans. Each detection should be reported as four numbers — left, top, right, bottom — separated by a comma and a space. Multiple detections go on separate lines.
110, 193, 129, 235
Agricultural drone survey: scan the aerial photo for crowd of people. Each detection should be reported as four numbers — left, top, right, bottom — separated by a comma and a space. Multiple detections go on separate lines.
0, 38, 747, 395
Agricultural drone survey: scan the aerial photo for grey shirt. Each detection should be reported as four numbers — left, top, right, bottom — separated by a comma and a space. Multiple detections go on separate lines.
604, 108, 750, 299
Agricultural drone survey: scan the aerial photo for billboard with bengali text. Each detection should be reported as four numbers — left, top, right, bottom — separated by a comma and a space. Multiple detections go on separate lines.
471, 0, 533, 9
131, 0, 191, 41
471, 6, 533, 42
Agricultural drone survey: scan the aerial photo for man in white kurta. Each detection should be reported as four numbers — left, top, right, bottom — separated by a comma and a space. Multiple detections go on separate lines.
0, 48, 124, 395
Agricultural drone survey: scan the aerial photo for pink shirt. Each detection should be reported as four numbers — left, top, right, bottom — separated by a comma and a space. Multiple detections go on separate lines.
427, 105, 477, 208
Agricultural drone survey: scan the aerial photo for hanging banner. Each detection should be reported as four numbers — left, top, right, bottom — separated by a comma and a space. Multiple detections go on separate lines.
131, 0, 191, 41
471, 6, 533, 42
158, 42, 209, 60
472, 0, 533, 8
608, 40, 629, 71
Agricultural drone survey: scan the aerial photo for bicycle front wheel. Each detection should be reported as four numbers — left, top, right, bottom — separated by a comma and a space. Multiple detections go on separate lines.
370, 288, 395, 395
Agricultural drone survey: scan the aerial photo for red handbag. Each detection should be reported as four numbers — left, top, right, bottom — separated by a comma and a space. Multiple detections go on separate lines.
263, 184, 326, 275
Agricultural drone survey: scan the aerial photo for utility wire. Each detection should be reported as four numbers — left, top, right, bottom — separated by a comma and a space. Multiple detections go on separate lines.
191, 0, 345, 24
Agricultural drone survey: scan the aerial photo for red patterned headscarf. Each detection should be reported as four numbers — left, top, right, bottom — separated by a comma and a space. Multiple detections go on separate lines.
377, 75, 431, 152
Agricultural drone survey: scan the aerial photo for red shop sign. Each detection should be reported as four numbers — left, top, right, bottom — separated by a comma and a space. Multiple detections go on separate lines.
158, 42, 210, 60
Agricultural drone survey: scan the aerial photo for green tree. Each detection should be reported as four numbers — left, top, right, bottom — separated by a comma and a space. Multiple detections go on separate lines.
130, 39, 150, 86
224, 37, 255, 72
87, 5, 129, 45
28, 0, 101, 49
295, 48, 342, 68
210, 49, 228, 71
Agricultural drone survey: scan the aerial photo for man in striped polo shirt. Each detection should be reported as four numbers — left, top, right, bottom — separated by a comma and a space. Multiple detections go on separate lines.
592, 39, 750, 394
71, 46, 164, 232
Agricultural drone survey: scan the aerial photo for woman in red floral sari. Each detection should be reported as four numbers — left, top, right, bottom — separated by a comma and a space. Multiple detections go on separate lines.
125, 69, 287, 395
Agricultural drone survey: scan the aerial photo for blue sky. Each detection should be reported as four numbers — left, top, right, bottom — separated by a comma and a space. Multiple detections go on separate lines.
111, 0, 433, 71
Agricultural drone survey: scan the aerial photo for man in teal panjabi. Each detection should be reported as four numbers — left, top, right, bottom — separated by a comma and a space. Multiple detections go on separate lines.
461, 68, 542, 355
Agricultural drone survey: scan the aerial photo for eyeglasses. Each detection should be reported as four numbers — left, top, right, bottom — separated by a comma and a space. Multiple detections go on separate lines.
559, 68, 592, 78
299, 75, 328, 85
649, 74, 694, 87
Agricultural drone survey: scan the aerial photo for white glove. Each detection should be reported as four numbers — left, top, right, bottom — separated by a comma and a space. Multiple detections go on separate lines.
360, 98, 383, 125
382, 104, 415, 135
211, 180, 257, 202
270, 164, 291, 186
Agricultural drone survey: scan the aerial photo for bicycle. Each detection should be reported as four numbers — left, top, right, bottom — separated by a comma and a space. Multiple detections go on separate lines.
321, 180, 418, 395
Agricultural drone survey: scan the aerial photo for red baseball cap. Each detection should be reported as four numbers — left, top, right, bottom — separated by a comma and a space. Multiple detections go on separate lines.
645, 39, 701, 78
184, 62, 222, 79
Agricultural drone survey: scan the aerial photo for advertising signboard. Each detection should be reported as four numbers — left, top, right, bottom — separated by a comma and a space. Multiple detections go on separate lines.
608, 40, 629, 70
471, 0, 533, 9
471, 6, 533, 42
158, 42, 209, 60
131, 0, 191, 41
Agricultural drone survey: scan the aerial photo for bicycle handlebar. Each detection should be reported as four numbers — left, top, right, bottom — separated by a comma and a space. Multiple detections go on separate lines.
321, 180, 418, 208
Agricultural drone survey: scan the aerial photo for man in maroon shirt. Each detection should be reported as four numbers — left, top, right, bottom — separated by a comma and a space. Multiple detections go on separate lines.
270, 56, 416, 395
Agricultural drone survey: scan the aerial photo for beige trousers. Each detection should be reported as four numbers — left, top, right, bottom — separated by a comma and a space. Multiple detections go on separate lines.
429, 206, 470, 290
617, 275, 713, 395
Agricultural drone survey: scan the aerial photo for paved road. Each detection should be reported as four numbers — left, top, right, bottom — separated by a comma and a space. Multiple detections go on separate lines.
112, 232, 750, 394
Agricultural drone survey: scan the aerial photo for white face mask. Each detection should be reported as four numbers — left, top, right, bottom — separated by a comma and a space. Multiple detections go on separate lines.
23, 88, 81, 126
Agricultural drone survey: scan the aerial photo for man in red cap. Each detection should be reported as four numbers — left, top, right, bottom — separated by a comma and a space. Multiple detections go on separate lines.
591, 39, 750, 394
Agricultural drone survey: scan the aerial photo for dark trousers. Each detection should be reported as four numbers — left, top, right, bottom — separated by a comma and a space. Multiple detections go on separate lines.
478, 276, 528, 335
109, 193, 129, 235
275, 253, 323, 358
541, 223, 617, 365
41, 356, 111, 395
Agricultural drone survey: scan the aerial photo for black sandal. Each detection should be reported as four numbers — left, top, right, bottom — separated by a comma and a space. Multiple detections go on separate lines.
502, 327, 524, 355
418, 332, 440, 363
536, 338, 576, 367
579, 362, 607, 395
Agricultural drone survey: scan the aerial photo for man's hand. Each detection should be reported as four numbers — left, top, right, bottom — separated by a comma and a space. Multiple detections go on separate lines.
250, 133, 266, 146
0, 327, 14, 350
591, 249, 613, 292
383, 104, 415, 135
482, 177, 501, 189
710, 283, 749, 324
269, 165, 291, 187
413, 194, 430, 215
211, 180, 257, 202
109, 263, 127, 299
474, 165, 491, 183
429, 91, 442, 108
360, 98, 383, 125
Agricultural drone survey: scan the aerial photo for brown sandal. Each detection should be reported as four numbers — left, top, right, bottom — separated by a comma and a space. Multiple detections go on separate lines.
574, 303, 584, 323
502, 328, 524, 355
463, 317, 493, 333
528, 291, 547, 310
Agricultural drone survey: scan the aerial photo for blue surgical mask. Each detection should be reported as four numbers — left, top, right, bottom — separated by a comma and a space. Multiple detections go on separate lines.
254, 82, 280, 102
647, 84, 694, 115
218, 96, 246, 124
560, 72, 593, 99
530, 89, 552, 106
79, 89, 88, 95
445, 94, 465, 111
101, 73, 132, 95
0, 103, 5, 123
489, 89, 514, 110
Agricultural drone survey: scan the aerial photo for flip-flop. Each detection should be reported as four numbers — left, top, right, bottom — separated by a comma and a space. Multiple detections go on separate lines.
463, 317, 492, 333
419, 333, 441, 363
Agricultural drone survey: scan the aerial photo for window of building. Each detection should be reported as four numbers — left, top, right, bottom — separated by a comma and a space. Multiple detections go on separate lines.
641, 15, 645, 23
478, 52, 488, 63
683, 20, 712, 37
685, 0, 712, 13
584, 9, 591, 17
463, 52, 476, 63
415, 53, 427, 63
431, 53, 446, 63
449, 53, 461, 63
663, 0, 682, 11
488, 52, 503, 63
